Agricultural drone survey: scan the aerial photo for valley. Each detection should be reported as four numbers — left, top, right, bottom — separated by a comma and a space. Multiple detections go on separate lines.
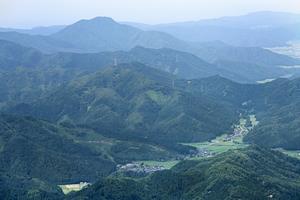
119, 115, 257, 171
123, 113, 300, 173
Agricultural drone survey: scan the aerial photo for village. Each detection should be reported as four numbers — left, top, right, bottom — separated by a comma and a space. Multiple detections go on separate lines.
117, 115, 258, 174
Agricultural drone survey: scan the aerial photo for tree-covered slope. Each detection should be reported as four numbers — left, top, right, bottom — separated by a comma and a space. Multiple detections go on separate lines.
178, 76, 300, 150
68, 146, 300, 200
244, 78, 300, 149
10, 63, 238, 147
0, 114, 180, 199
0, 114, 116, 184
0, 174, 64, 200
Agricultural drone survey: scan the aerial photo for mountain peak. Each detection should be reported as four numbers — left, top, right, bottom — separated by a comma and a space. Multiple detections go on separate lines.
88, 16, 116, 23
73, 16, 117, 26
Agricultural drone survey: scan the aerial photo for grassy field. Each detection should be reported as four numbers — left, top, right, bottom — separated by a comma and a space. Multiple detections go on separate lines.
183, 116, 251, 155
184, 134, 248, 155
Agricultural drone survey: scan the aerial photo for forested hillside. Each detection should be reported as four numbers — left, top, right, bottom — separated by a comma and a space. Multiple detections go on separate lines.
67, 147, 300, 200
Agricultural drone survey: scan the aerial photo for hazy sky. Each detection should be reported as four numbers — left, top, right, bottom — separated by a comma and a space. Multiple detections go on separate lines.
1, 0, 300, 28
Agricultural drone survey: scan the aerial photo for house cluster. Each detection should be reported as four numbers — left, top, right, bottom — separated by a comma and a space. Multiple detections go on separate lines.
117, 163, 165, 174
186, 148, 214, 159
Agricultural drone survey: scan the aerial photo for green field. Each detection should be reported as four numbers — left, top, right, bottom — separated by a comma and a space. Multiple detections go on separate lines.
183, 134, 248, 155
183, 116, 251, 155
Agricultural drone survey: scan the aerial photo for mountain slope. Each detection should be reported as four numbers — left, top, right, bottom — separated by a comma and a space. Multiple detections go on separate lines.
178, 76, 300, 150
0, 113, 179, 199
9, 63, 238, 147
244, 78, 300, 149
0, 114, 115, 184
0, 39, 45, 70
68, 146, 300, 200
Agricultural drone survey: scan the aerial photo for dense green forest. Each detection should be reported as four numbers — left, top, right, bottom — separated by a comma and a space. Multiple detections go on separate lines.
9, 63, 237, 147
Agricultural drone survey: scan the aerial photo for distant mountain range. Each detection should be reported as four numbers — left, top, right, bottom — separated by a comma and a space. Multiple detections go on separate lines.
0, 25, 66, 35
127, 11, 300, 47
0, 39, 299, 84
0, 13, 299, 83
0, 17, 189, 53
3, 11, 300, 47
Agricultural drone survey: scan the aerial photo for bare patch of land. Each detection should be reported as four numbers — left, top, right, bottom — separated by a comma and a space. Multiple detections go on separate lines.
59, 182, 90, 194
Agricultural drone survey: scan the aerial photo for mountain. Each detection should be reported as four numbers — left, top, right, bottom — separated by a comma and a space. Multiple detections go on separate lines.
1, 17, 299, 82
51, 17, 189, 53
1, 39, 299, 84
67, 146, 300, 200
0, 25, 66, 36
125, 46, 218, 79
129, 11, 300, 47
9, 63, 238, 148
0, 39, 216, 79
0, 17, 191, 54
